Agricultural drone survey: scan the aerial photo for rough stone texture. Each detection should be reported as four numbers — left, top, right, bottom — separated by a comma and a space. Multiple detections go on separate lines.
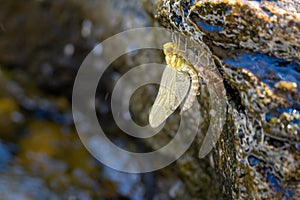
156, 0, 300, 63
144, 0, 300, 199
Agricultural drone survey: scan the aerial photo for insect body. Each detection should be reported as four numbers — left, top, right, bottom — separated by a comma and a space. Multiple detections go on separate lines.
163, 42, 200, 112
149, 37, 227, 158
149, 41, 200, 128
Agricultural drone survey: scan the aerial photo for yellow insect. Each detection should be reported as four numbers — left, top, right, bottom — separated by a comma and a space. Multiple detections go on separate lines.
163, 42, 200, 112
149, 39, 200, 128
149, 35, 227, 158
149, 36, 224, 128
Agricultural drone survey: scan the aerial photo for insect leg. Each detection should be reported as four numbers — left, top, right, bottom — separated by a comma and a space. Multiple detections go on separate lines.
184, 37, 187, 53
177, 35, 181, 50
194, 57, 207, 84
213, 79, 226, 99
171, 32, 177, 46
196, 60, 225, 99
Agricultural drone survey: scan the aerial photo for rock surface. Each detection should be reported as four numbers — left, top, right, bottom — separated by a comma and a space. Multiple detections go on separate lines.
143, 0, 300, 199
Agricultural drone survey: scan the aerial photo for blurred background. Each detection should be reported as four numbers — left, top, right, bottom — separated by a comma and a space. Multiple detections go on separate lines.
0, 0, 176, 199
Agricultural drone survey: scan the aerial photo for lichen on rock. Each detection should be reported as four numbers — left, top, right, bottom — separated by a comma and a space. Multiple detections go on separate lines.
146, 0, 300, 199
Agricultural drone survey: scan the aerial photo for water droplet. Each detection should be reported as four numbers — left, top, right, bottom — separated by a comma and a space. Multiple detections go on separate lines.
64, 43, 75, 56
81, 19, 93, 38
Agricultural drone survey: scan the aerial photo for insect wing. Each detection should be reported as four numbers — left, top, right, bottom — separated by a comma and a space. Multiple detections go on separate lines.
149, 66, 190, 128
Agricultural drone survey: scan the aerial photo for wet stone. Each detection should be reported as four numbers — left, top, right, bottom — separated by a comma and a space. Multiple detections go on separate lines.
144, 0, 300, 199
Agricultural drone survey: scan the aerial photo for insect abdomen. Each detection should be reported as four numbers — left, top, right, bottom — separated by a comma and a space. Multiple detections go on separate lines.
181, 67, 200, 113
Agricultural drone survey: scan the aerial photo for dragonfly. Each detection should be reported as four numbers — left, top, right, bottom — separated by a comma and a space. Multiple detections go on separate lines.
149, 35, 225, 128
